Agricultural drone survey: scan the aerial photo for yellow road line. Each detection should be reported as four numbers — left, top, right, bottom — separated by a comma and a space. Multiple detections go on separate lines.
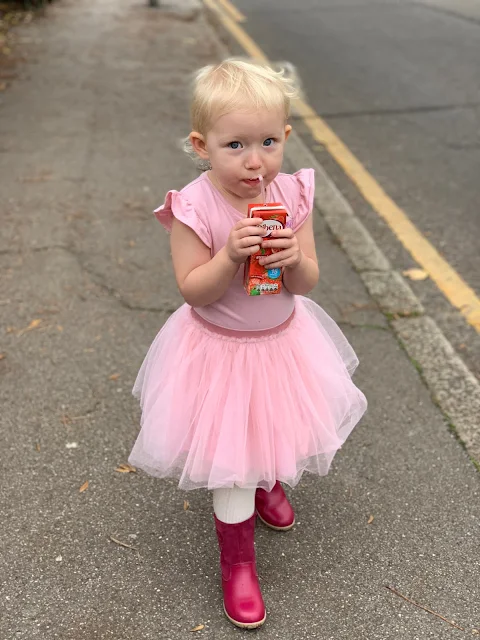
216, 0, 246, 23
204, 0, 266, 60
204, 0, 480, 332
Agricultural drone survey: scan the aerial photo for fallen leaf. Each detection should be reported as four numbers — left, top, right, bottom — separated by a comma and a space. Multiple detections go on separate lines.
109, 373, 120, 381
6, 326, 16, 333
109, 535, 137, 550
17, 318, 42, 336
402, 268, 428, 281
367, 515, 375, 525
115, 463, 136, 473
0, 353, 5, 360
123, 199, 145, 210
79, 481, 89, 493
190, 625, 205, 632
35, 443, 41, 452
458, 343, 466, 350
20, 171, 53, 183
184, 500, 190, 511
57, 325, 63, 332
128, 240, 136, 247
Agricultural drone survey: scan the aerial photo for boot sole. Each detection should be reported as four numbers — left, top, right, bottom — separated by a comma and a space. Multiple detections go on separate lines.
257, 512, 295, 531
224, 604, 266, 629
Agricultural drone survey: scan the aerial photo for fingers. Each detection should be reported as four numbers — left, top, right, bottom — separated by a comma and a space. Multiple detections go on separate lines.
237, 226, 266, 240
258, 248, 298, 269
261, 228, 294, 247
261, 238, 294, 250
234, 217, 264, 231
239, 235, 263, 247
267, 228, 294, 238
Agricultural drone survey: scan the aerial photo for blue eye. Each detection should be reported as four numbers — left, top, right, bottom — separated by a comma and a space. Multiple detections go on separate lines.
228, 141, 242, 149
263, 138, 275, 147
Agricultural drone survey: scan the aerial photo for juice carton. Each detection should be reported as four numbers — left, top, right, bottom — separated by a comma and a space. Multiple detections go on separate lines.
244, 203, 288, 296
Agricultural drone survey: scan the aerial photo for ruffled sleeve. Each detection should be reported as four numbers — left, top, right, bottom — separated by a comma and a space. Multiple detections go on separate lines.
153, 190, 211, 249
291, 168, 315, 232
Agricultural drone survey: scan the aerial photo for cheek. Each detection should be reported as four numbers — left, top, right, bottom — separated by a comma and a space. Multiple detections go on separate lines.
265, 148, 284, 168
216, 153, 241, 172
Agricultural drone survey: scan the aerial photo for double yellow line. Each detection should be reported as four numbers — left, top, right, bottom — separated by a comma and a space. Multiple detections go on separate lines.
204, 0, 480, 333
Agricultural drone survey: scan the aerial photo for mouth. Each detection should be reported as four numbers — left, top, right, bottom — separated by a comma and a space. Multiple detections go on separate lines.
242, 177, 262, 187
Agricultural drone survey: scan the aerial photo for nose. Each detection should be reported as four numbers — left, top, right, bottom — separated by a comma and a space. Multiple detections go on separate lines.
245, 149, 262, 171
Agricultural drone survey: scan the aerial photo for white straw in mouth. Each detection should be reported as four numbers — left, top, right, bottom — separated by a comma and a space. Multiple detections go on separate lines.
257, 175, 266, 204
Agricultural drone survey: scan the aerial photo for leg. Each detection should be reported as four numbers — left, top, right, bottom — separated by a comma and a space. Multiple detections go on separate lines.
213, 485, 255, 524
255, 482, 295, 531
213, 486, 266, 629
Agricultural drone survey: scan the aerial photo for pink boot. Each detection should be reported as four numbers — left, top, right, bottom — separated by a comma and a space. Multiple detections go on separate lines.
255, 481, 295, 531
214, 513, 266, 629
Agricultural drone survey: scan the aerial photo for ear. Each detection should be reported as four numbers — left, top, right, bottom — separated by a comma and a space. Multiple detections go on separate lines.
189, 131, 209, 160
284, 124, 292, 141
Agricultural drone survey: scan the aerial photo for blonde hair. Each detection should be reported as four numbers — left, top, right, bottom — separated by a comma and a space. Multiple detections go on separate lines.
190, 58, 299, 135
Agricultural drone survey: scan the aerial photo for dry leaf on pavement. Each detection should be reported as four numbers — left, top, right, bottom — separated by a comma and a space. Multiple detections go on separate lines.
109, 536, 137, 550
0, 353, 5, 360
402, 268, 428, 281
367, 515, 375, 525
109, 373, 120, 381
17, 318, 42, 336
190, 625, 205, 632
20, 171, 53, 183
184, 500, 190, 511
115, 463, 137, 473
79, 481, 89, 493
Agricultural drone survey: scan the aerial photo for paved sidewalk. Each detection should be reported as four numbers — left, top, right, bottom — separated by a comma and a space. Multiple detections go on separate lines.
0, 1, 479, 638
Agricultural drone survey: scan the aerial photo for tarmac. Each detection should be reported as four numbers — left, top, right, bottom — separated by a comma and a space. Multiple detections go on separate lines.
0, 0, 479, 638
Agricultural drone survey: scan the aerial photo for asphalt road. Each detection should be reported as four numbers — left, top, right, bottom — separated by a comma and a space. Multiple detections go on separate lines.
228, 0, 480, 376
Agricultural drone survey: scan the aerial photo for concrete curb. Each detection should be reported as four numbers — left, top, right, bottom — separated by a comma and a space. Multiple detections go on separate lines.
203, 1, 480, 467
286, 130, 480, 465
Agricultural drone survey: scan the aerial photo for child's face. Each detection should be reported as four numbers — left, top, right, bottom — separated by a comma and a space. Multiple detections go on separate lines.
192, 107, 291, 201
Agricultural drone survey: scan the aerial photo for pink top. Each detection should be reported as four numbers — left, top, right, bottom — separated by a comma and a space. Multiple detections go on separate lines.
154, 168, 315, 331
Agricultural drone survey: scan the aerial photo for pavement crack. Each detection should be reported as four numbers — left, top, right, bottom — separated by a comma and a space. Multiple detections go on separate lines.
76, 255, 175, 314
0, 241, 173, 314
0, 244, 73, 256
445, 141, 480, 151
410, 1, 480, 27
32, 244, 72, 253
337, 321, 388, 331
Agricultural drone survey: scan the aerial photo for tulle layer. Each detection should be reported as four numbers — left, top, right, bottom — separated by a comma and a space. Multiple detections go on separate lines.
129, 297, 367, 491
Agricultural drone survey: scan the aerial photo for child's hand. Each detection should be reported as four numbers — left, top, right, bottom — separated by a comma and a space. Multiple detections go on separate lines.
226, 218, 266, 264
258, 228, 301, 269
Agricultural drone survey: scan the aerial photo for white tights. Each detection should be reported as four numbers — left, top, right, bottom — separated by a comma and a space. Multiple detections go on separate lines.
213, 486, 256, 524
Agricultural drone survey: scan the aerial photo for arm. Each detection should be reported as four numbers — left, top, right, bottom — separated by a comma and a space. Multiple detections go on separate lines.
170, 216, 265, 307
283, 215, 319, 294
259, 214, 319, 295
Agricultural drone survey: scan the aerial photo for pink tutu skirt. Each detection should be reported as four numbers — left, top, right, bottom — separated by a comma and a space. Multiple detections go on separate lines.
129, 297, 367, 491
